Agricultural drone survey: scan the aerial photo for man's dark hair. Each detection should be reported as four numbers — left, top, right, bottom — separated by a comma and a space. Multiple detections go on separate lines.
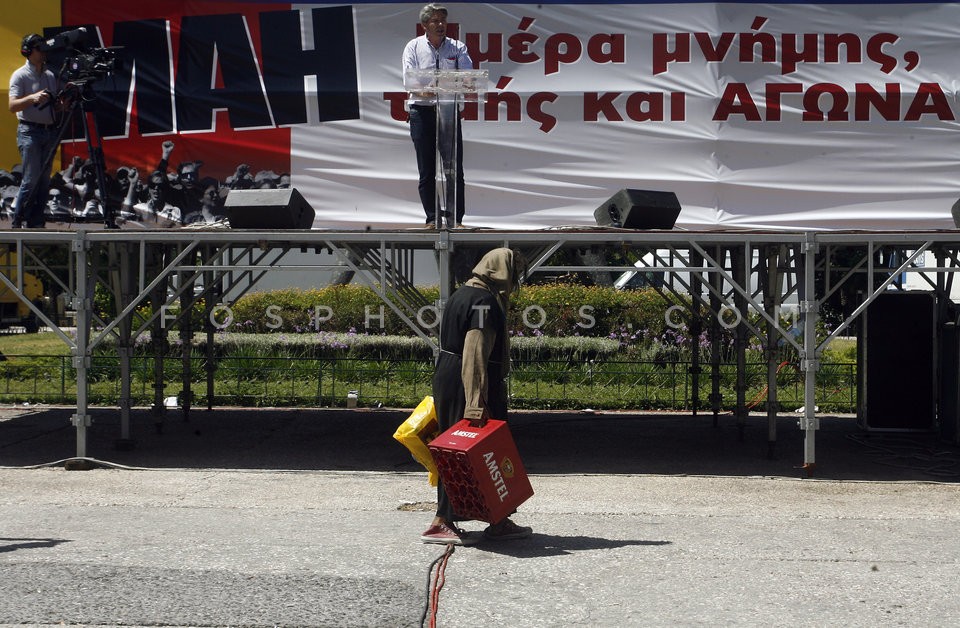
20, 33, 44, 57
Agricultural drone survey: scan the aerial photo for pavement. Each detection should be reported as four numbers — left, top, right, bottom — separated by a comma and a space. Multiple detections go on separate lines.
1, 405, 959, 627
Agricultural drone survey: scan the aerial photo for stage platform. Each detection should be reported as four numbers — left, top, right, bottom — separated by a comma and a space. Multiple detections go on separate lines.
2, 223, 960, 470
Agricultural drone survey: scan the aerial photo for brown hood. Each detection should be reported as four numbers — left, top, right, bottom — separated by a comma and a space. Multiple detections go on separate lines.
464, 247, 525, 312
463, 247, 525, 378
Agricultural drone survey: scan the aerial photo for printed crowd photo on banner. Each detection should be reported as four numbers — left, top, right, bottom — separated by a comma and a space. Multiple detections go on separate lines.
3, 1, 959, 230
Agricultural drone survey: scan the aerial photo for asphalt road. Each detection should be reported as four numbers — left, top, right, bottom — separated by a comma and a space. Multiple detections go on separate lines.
1, 405, 959, 627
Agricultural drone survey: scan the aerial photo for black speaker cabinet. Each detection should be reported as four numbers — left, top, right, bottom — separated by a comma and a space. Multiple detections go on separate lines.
225, 188, 315, 229
940, 321, 960, 444
857, 291, 936, 431
594, 189, 681, 229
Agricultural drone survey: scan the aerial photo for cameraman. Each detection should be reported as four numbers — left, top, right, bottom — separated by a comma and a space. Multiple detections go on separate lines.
7, 33, 60, 228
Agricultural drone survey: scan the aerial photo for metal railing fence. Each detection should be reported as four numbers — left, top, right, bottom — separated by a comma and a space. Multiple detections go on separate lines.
0, 353, 857, 412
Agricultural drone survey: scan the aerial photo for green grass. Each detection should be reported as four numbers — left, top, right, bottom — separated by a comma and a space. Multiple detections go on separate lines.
0, 330, 72, 356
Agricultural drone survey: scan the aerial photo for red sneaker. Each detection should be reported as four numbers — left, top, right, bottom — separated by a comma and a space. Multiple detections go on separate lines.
483, 518, 533, 541
420, 522, 477, 546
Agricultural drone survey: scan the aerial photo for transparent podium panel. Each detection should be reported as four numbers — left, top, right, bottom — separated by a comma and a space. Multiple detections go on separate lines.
403, 68, 489, 96
403, 69, 488, 229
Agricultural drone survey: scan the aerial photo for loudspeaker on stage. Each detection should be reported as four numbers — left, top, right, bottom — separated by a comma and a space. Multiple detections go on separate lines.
225, 188, 315, 229
594, 188, 681, 229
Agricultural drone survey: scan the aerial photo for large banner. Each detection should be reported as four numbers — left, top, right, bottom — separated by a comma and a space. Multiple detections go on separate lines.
6, 1, 960, 230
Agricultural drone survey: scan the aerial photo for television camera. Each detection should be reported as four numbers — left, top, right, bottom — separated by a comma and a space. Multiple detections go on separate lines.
38, 27, 122, 84
34, 27, 121, 85
61, 46, 120, 83
37, 27, 126, 228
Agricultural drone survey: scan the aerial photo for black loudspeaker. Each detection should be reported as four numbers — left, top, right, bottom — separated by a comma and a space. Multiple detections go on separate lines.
940, 319, 960, 444
225, 188, 315, 229
857, 292, 936, 431
594, 189, 681, 229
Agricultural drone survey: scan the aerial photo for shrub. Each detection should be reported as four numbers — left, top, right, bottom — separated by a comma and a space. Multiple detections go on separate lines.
206, 331, 435, 360
218, 283, 682, 339
511, 283, 678, 339
227, 285, 441, 335
101, 283, 843, 367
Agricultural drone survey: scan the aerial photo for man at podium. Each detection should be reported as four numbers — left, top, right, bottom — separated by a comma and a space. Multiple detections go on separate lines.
402, 3, 473, 229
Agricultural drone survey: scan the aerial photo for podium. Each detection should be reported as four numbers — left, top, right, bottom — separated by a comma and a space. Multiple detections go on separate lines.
404, 69, 488, 229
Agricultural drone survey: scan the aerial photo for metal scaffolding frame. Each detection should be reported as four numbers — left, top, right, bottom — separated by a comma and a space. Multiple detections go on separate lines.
3, 226, 959, 471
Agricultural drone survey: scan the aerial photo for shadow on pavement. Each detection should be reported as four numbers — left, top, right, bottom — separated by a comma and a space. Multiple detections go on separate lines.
0, 537, 72, 553
1, 406, 958, 482
472, 534, 672, 558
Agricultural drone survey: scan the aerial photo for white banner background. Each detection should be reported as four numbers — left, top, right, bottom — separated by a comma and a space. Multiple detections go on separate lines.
290, 3, 960, 231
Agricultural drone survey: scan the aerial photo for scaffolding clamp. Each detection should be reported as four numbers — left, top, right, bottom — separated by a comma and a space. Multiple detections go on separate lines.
798, 415, 820, 430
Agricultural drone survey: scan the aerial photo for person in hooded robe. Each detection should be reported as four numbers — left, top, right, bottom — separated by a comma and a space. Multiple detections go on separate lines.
421, 247, 533, 545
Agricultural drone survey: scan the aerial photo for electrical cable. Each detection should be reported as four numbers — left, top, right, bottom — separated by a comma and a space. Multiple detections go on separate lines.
430, 543, 454, 628
746, 360, 795, 410
0, 456, 151, 471
420, 543, 455, 628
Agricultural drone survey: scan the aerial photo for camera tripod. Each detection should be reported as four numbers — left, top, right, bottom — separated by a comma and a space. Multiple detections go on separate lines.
36, 80, 118, 229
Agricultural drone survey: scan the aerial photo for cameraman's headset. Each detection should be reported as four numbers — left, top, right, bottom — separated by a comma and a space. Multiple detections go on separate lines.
20, 34, 44, 57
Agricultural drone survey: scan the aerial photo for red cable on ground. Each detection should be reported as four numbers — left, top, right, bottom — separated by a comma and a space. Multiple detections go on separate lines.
423, 543, 456, 628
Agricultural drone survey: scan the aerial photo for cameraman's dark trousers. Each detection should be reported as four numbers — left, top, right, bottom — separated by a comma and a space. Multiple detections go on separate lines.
13, 120, 58, 228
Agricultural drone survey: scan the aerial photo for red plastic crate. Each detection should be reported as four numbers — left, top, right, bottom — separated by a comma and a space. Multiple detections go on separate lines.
428, 419, 534, 523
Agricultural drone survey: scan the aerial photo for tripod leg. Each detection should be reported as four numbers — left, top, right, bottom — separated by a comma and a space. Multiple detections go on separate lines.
81, 104, 117, 229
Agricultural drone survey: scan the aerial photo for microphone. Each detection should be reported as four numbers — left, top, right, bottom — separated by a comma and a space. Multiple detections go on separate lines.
40, 27, 88, 51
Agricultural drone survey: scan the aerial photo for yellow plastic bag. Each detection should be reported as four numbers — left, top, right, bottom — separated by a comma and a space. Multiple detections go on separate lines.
393, 395, 440, 486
